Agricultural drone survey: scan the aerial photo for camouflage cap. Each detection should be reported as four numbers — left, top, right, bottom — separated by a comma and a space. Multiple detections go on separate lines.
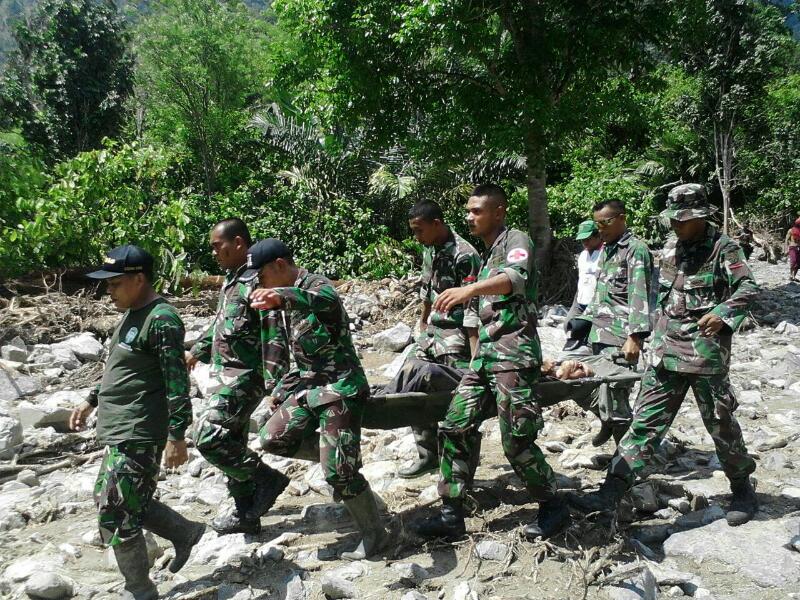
660, 183, 717, 222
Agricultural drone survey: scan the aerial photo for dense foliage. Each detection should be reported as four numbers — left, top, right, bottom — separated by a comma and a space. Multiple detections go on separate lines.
1, 0, 799, 289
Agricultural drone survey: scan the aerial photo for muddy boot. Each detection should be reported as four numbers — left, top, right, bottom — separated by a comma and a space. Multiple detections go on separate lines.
244, 463, 290, 521
113, 533, 158, 600
142, 499, 205, 573
211, 495, 261, 535
612, 423, 630, 446
523, 499, 571, 540
591, 422, 614, 447
414, 497, 467, 540
340, 487, 389, 561
726, 477, 758, 526
568, 475, 628, 514
399, 427, 439, 479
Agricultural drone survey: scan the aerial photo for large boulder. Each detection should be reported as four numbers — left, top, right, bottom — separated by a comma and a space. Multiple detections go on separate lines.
372, 323, 412, 352
18, 390, 88, 432
27, 346, 80, 371
24, 571, 73, 599
1, 337, 28, 363
50, 333, 104, 362
0, 370, 42, 402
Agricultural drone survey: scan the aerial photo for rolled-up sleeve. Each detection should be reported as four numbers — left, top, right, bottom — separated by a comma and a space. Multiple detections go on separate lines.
497, 230, 534, 298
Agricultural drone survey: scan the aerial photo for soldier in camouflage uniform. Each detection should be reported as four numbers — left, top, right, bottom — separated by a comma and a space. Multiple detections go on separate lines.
383, 200, 481, 478
71, 246, 204, 600
415, 184, 570, 542
570, 184, 760, 526
248, 239, 388, 560
577, 199, 653, 447
187, 219, 290, 535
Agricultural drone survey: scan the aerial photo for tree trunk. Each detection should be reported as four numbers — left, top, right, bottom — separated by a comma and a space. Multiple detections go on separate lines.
525, 132, 552, 270
713, 121, 735, 235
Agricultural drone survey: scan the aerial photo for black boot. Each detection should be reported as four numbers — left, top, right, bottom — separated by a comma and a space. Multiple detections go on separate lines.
399, 427, 439, 479
211, 495, 261, 535
142, 499, 205, 573
244, 463, 290, 521
726, 477, 758, 526
568, 475, 628, 514
523, 499, 571, 540
340, 486, 389, 560
113, 533, 158, 600
612, 423, 629, 446
414, 498, 467, 540
591, 422, 614, 447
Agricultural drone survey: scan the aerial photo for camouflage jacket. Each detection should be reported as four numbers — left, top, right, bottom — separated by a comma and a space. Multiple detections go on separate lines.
273, 269, 367, 407
581, 229, 653, 347
471, 227, 541, 373
191, 265, 287, 393
651, 225, 758, 374
416, 229, 481, 367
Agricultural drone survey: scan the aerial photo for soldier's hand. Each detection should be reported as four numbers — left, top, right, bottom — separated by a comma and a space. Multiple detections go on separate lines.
163, 439, 189, 470
69, 401, 94, 431
250, 289, 283, 310
621, 335, 642, 364
185, 351, 199, 371
432, 286, 473, 314
697, 313, 725, 337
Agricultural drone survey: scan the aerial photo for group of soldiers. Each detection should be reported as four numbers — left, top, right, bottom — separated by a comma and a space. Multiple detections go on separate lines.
70, 182, 760, 599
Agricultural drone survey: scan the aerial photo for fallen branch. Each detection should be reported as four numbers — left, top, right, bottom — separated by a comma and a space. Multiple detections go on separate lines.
0, 449, 104, 484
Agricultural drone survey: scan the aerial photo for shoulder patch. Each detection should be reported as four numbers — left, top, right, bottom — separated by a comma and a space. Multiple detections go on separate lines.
506, 248, 529, 263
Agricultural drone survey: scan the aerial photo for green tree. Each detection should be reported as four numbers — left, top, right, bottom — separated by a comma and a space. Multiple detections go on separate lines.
135, 0, 273, 196
273, 0, 670, 266
0, 0, 133, 159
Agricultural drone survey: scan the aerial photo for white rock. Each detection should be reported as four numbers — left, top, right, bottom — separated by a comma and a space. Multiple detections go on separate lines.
0, 415, 23, 459
738, 390, 762, 404
3, 556, 65, 583
24, 571, 73, 599
1, 344, 28, 363
664, 516, 800, 587
452, 581, 480, 600
285, 572, 308, 600
381, 344, 414, 378
27, 346, 79, 371
474, 540, 510, 562
190, 531, 252, 568
331, 562, 368, 581
17, 470, 40, 487
781, 487, 800, 500
372, 322, 413, 352
50, 333, 104, 362
195, 484, 228, 506
0, 370, 41, 401
58, 544, 80, 560
320, 574, 357, 599
255, 544, 284, 562
80, 529, 103, 547
392, 562, 429, 583
401, 592, 429, 600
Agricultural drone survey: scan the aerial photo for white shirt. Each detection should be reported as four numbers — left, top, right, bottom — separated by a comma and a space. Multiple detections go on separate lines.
576, 247, 602, 306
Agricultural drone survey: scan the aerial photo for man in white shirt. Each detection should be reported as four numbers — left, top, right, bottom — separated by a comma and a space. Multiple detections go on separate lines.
564, 220, 603, 352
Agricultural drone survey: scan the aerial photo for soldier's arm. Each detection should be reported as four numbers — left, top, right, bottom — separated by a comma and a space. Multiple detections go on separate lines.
260, 309, 289, 394
625, 242, 653, 338
710, 244, 759, 332
149, 314, 192, 442
457, 250, 481, 329
273, 284, 338, 314
189, 324, 213, 363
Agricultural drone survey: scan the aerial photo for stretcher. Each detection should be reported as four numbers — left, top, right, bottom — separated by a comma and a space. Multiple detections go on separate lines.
361, 354, 644, 429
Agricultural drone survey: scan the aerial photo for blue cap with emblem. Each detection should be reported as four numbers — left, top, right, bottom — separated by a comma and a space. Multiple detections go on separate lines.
243, 238, 293, 277
87, 245, 154, 279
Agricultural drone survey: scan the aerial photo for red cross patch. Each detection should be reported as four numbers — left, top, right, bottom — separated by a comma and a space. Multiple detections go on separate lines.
506, 248, 529, 263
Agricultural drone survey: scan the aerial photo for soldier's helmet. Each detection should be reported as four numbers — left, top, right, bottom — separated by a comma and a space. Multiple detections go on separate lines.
660, 183, 717, 222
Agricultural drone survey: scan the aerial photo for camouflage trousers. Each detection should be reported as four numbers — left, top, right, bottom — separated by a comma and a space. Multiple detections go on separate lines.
260, 375, 368, 500
93, 443, 162, 546
608, 366, 757, 486
438, 368, 556, 501
584, 343, 634, 425
195, 379, 265, 499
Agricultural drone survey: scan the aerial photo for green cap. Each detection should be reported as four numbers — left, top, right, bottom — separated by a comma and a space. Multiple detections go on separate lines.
575, 220, 598, 240
660, 183, 717, 222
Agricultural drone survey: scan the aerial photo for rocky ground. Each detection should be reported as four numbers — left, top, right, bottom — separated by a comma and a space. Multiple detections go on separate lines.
1, 260, 799, 600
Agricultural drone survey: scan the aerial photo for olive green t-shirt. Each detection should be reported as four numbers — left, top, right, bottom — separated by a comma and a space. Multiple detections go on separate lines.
96, 299, 191, 446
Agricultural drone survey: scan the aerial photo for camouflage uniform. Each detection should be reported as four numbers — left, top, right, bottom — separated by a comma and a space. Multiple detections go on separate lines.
438, 227, 556, 501
608, 216, 758, 486
578, 229, 652, 426
259, 269, 369, 500
192, 266, 288, 500
91, 301, 192, 546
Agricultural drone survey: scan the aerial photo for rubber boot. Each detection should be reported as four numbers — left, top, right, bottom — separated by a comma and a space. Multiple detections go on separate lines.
142, 499, 205, 573
211, 494, 261, 535
414, 497, 467, 540
113, 533, 158, 600
340, 487, 389, 560
612, 423, 630, 446
568, 475, 628, 514
244, 463, 290, 521
591, 421, 614, 447
726, 477, 758, 526
523, 499, 571, 540
399, 427, 439, 479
